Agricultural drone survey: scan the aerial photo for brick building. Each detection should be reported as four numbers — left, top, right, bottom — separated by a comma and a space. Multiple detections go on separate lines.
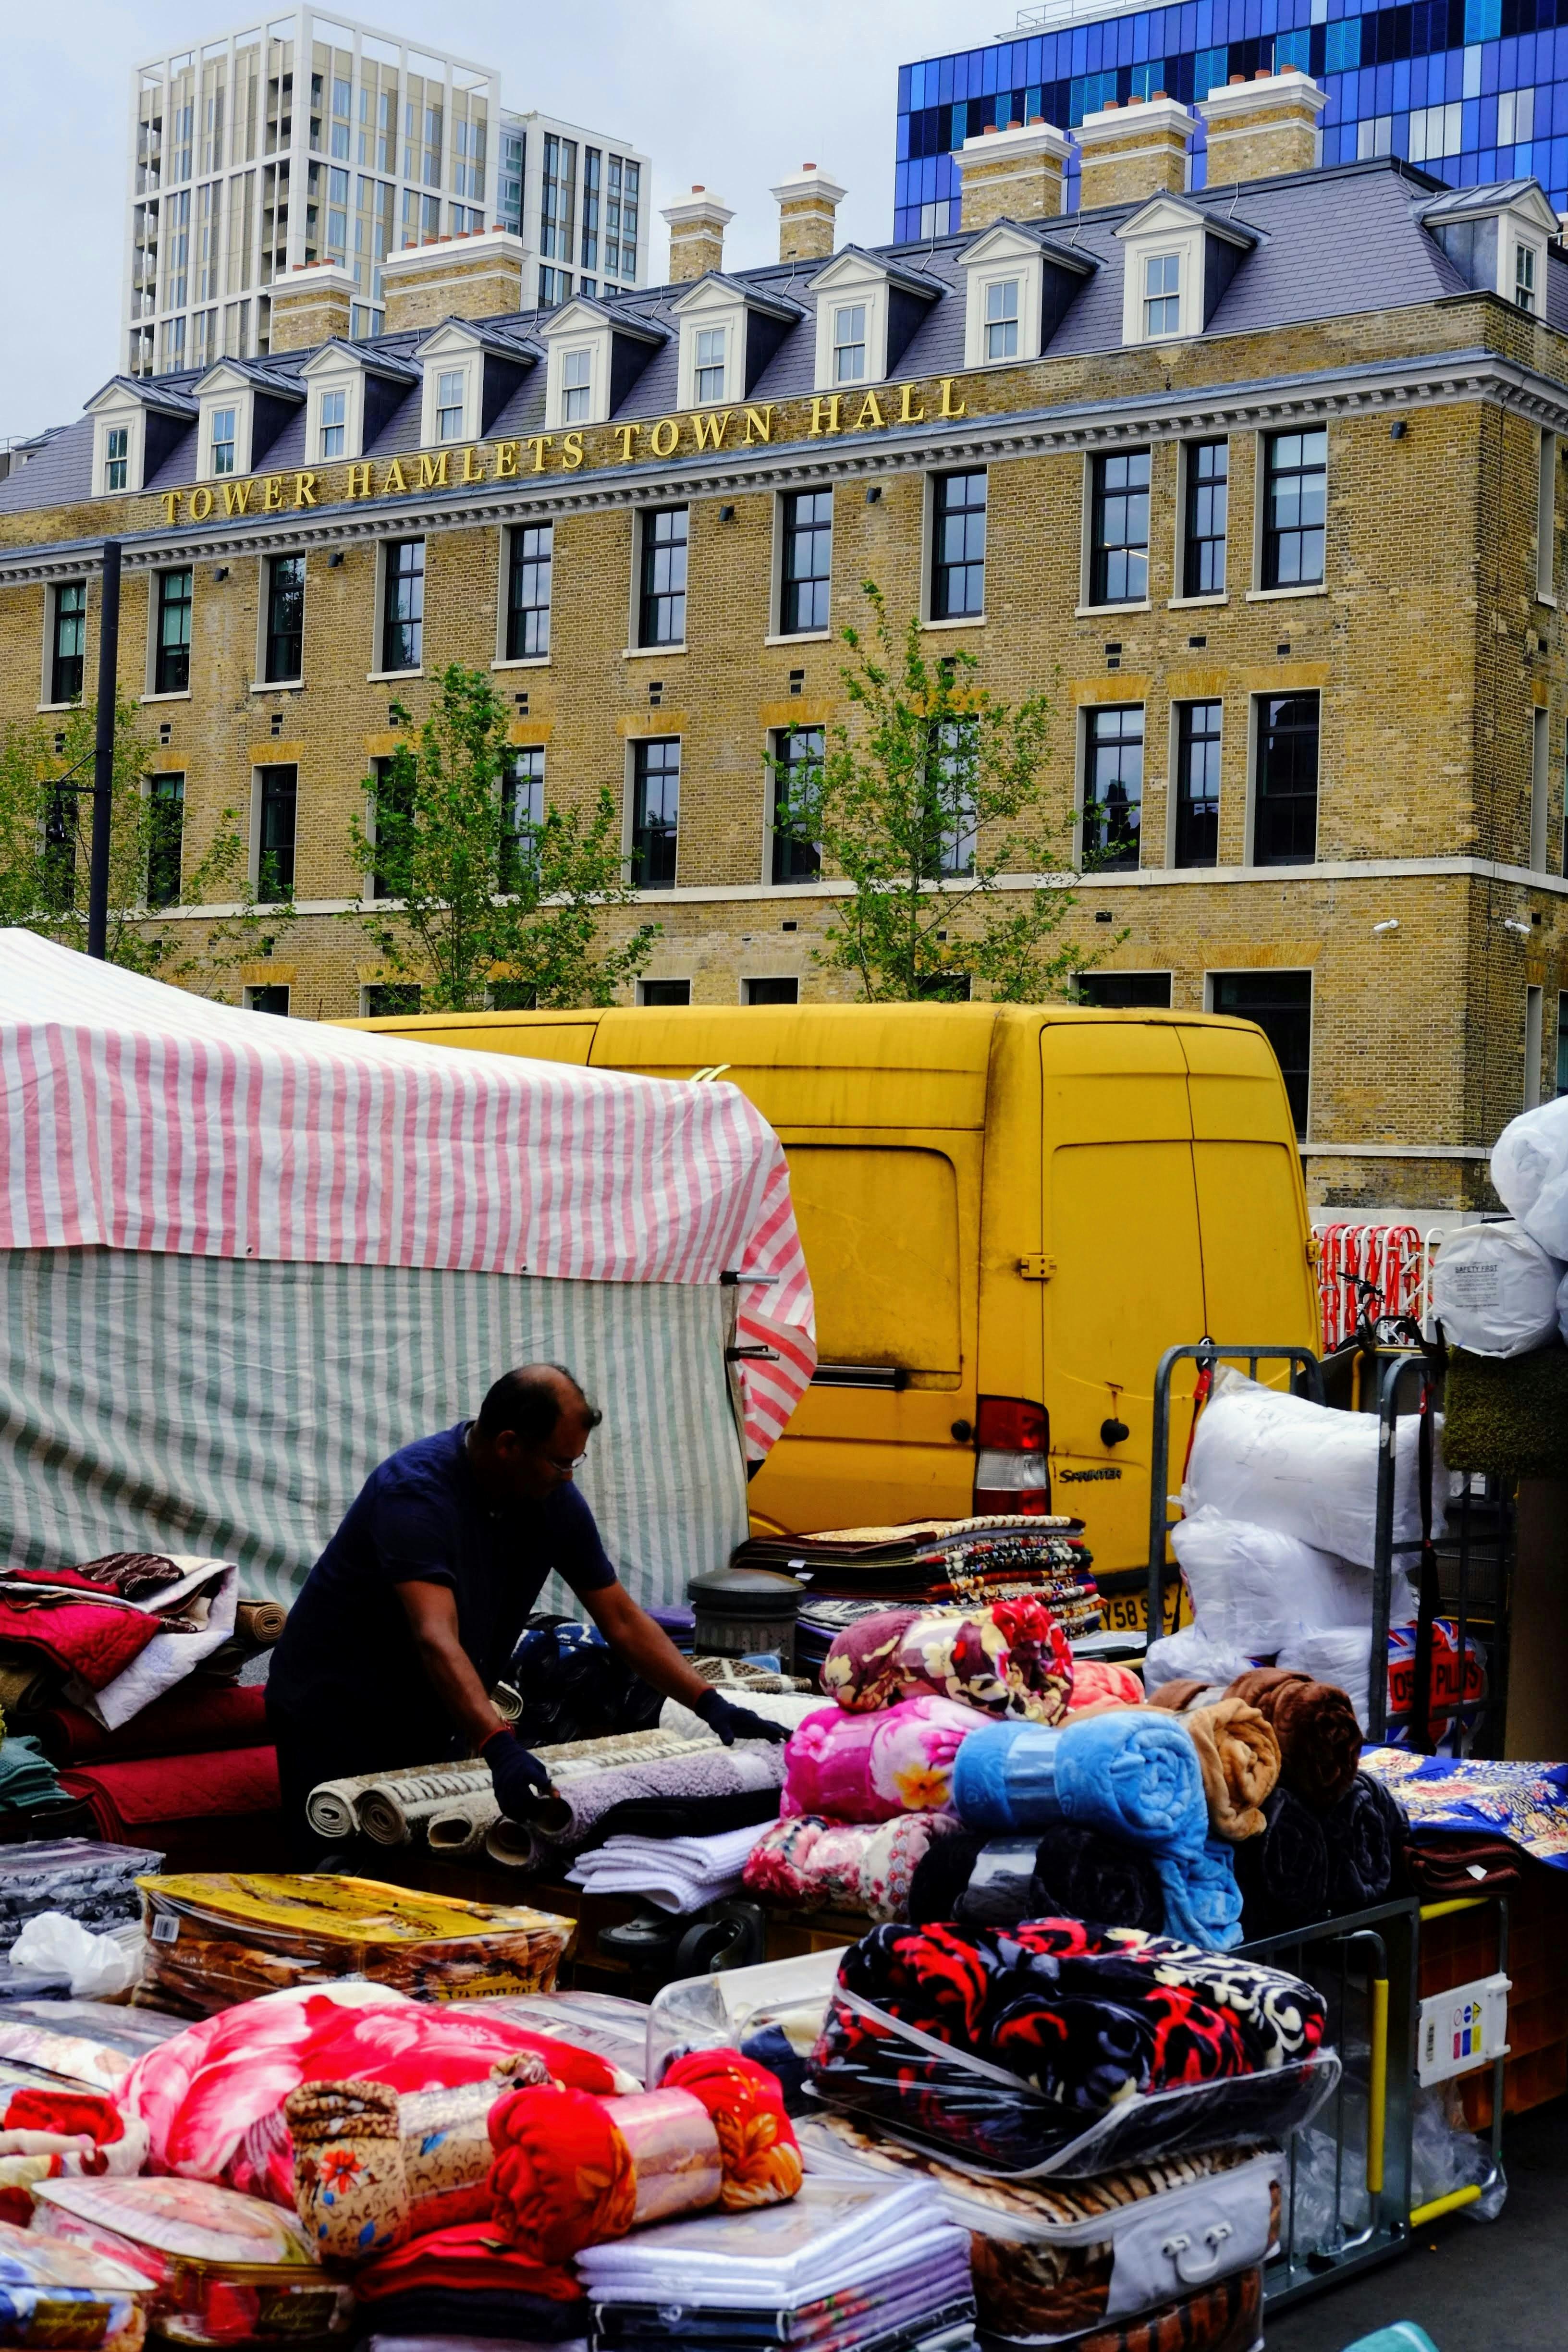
2, 73, 1567, 1213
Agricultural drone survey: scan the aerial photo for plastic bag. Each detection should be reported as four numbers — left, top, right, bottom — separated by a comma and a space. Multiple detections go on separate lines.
1430, 1221, 1562, 1357
1185, 1370, 1442, 1570
1143, 1622, 1259, 1695
1172, 1508, 1408, 1652
1492, 1093, 1568, 1259
1410, 2082, 1507, 2222
9, 1912, 137, 2000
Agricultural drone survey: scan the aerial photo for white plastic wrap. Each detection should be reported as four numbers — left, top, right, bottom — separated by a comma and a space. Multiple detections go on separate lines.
1492, 1093, 1568, 1260
1431, 1221, 1563, 1357
1274, 1628, 1374, 1728
8, 1913, 138, 1999
1143, 1622, 1259, 1695
1184, 1368, 1441, 1570
1173, 1509, 1382, 1651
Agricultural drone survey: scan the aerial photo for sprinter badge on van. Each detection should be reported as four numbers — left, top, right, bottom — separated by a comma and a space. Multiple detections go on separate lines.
1059, 1466, 1123, 1482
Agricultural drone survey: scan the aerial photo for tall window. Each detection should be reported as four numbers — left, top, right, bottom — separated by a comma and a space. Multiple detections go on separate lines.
1516, 241, 1537, 313
364, 982, 422, 1016
1183, 441, 1228, 598
694, 327, 726, 404
1254, 692, 1319, 866
1083, 703, 1143, 870
771, 725, 823, 885
1262, 428, 1327, 589
632, 737, 679, 888
561, 350, 591, 423
832, 304, 867, 383
1143, 252, 1181, 337
1211, 970, 1312, 1138
984, 278, 1019, 361
265, 555, 305, 683
580, 146, 600, 270
932, 470, 987, 620
319, 388, 346, 458
1175, 701, 1222, 869
1090, 451, 1151, 605
155, 569, 193, 695
50, 583, 86, 705
502, 747, 545, 892
256, 763, 297, 901
147, 773, 184, 909
930, 719, 979, 876
369, 754, 414, 901
210, 405, 237, 475
105, 428, 129, 493
382, 539, 424, 672
639, 509, 687, 647
435, 368, 465, 441
506, 524, 553, 660
781, 490, 832, 635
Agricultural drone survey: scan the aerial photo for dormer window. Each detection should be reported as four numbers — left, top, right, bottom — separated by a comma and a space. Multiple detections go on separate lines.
435, 369, 467, 441
694, 327, 727, 404
832, 304, 867, 383
1143, 254, 1182, 339
561, 350, 593, 422
211, 407, 237, 476
1516, 242, 1538, 313
105, 428, 129, 492
985, 280, 1019, 361
319, 390, 345, 459
86, 376, 197, 498
302, 343, 420, 465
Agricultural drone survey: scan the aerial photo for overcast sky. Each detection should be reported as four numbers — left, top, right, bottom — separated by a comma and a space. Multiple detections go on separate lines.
0, 0, 1004, 441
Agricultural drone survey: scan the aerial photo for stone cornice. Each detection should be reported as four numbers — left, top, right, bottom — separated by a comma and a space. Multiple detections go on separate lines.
3, 343, 1565, 584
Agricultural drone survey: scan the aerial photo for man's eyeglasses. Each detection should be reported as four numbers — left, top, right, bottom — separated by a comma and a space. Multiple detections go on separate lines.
546, 1445, 590, 1475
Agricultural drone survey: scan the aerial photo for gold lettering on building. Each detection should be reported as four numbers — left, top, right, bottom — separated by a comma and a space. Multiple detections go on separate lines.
346, 462, 374, 498
293, 472, 318, 507
743, 406, 773, 445
221, 480, 254, 516
560, 431, 585, 470
938, 378, 967, 418
649, 418, 679, 457
616, 424, 643, 461
898, 383, 926, 425
160, 492, 182, 524
190, 486, 213, 519
494, 441, 520, 478
459, 446, 486, 483
526, 436, 551, 472
416, 452, 450, 489
691, 411, 731, 451
381, 457, 409, 493
852, 391, 887, 430
808, 395, 843, 436
262, 476, 285, 511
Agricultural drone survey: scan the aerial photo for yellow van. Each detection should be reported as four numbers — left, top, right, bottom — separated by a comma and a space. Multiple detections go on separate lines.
340, 1004, 1318, 1584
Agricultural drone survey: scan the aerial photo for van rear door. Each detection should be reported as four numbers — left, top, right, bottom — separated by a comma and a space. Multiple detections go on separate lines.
1039, 1020, 1206, 1575
1179, 1022, 1319, 1350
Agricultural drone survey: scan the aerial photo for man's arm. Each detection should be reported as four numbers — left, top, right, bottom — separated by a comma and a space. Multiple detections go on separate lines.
395, 1580, 507, 1750
581, 1579, 715, 1710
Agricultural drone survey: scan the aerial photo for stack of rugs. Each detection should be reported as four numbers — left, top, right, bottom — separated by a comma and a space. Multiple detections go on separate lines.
793, 1912, 1335, 2352
0, 1552, 288, 1867
735, 1519, 1098, 1680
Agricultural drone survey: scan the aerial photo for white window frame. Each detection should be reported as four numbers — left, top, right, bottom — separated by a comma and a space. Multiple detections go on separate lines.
542, 304, 613, 429
808, 254, 894, 392
416, 329, 480, 447
561, 348, 593, 423
434, 367, 468, 442
257, 551, 307, 691
960, 225, 1046, 371
39, 578, 89, 711
1116, 201, 1208, 347
244, 981, 292, 1015
1531, 704, 1551, 871
209, 404, 239, 477
693, 325, 729, 404
193, 367, 256, 483
1538, 431, 1557, 605
672, 278, 749, 411
301, 347, 371, 465
88, 396, 150, 499
831, 302, 868, 384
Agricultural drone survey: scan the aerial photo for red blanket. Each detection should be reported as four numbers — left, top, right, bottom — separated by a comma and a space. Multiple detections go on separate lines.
0, 1596, 158, 1689
31, 1685, 269, 1765
353, 2220, 582, 2304
60, 1745, 279, 1839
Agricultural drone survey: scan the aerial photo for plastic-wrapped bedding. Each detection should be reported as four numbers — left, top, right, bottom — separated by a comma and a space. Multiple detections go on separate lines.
1171, 1508, 1415, 1649
1184, 1368, 1441, 1569
1431, 1221, 1563, 1357
808, 1920, 1336, 2179
803, 2113, 1280, 2346
0, 2215, 151, 2352
978, 2265, 1264, 2352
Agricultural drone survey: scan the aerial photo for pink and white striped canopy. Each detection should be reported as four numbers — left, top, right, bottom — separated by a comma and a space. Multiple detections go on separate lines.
0, 933, 815, 1456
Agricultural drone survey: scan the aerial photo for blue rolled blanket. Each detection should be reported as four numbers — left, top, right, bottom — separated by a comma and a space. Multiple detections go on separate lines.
951, 1712, 1240, 1950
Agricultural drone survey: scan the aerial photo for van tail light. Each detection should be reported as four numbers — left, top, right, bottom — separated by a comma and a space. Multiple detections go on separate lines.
973, 1395, 1051, 1517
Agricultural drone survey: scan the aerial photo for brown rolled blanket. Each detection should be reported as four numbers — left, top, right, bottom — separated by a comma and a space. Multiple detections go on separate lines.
1149, 1679, 1230, 1714
1181, 1698, 1280, 1841
1228, 1667, 1360, 1813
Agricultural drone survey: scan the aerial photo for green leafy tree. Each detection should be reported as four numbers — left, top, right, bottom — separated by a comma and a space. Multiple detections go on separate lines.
771, 583, 1109, 1003
349, 662, 659, 1011
0, 698, 288, 984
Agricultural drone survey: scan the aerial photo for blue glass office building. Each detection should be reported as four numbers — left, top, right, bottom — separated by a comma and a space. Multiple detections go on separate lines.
894, 0, 1568, 237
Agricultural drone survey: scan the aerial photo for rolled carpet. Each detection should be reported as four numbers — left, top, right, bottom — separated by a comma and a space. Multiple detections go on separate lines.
1181, 1699, 1280, 1842
1232, 1785, 1331, 1937
1322, 1771, 1405, 1916
28, 1685, 269, 1767
59, 1745, 279, 1848
1227, 1669, 1361, 1812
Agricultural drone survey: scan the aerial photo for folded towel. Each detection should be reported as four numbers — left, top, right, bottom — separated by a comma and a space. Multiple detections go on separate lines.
1181, 1699, 1280, 1842
568, 1823, 767, 1914
0, 1738, 66, 1814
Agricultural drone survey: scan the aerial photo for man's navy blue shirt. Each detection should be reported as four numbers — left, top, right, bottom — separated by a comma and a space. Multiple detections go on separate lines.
268, 1422, 615, 1752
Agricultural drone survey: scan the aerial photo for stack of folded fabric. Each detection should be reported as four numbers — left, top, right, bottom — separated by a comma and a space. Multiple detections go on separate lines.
0, 2213, 153, 2350
568, 1824, 770, 1916
578, 2176, 973, 2352
0, 1734, 71, 1832
0, 1555, 241, 1730
23, 1687, 280, 1868
1360, 1747, 1568, 1881
0, 1840, 164, 1938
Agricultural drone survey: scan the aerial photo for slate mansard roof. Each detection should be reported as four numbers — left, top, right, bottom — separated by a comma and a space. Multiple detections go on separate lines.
3, 154, 1565, 519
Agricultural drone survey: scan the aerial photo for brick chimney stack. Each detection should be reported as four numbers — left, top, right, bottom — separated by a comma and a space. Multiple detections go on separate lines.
661, 186, 735, 282
953, 119, 1071, 229
1075, 93, 1196, 209
1198, 67, 1329, 185
770, 163, 847, 263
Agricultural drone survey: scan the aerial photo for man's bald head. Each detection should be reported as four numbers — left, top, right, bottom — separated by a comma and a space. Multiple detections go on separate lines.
475, 1363, 602, 1447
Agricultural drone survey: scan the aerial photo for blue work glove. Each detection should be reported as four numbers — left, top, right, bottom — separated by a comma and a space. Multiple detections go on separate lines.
694, 1688, 791, 1746
481, 1727, 551, 1816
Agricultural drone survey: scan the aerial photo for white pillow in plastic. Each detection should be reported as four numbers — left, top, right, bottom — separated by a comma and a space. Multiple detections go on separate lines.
1184, 1368, 1442, 1570
1492, 1094, 1568, 1258
1274, 1627, 1375, 1732
1143, 1620, 1259, 1694
1172, 1507, 1414, 1650
1431, 1221, 1562, 1358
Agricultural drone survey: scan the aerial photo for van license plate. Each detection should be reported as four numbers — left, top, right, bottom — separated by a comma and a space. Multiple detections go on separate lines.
1101, 1591, 1181, 1635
